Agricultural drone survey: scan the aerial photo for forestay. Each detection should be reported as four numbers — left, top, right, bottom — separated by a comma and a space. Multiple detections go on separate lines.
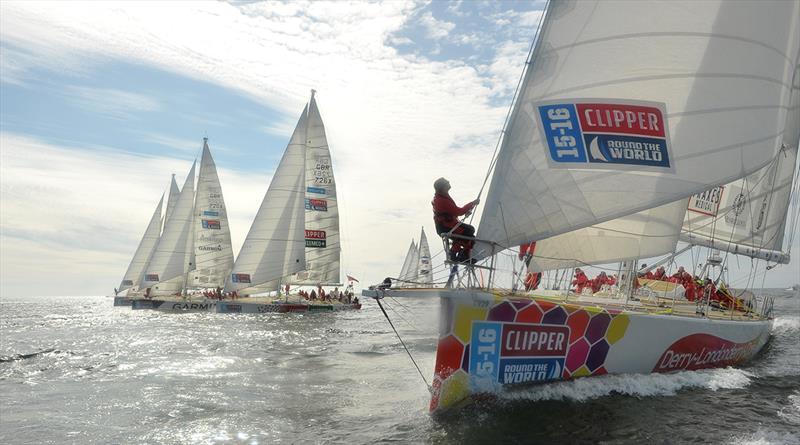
225, 108, 309, 295
476, 0, 800, 260
118, 194, 163, 293
293, 93, 341, 285
190, 139, 234, 288
141, 162, 196, 295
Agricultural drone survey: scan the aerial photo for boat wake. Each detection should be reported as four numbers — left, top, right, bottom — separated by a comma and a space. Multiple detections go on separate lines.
0, 348, 56, 363
499, 367, 754, 403
772, 315, 799, 334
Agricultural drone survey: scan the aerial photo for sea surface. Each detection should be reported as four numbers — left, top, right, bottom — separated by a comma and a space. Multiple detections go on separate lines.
0, 289, 798, 444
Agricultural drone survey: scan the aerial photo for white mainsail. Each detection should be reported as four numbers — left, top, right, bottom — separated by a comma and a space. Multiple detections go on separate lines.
525, 200, 688, 272
398, 240, 418, 286
118, 194, 163, 293
141, 162, 196, 295
190, 139, 234, 288
225, 107, 309, 295
417, 228, 433, 285
294, 92, 341, 284
476, 0, 800, 260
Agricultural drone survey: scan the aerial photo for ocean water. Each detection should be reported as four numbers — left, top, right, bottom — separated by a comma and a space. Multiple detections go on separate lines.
0, 289, 797, 444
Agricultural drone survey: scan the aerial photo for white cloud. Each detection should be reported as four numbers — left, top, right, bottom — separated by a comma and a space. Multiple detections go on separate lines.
0, 1, 538, 294
61, 86, 161, 119
143, 134, 205, 154
418, 11, 456, 40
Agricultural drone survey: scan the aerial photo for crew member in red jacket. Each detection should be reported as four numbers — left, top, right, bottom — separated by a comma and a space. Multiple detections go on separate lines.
572, 268, 590, 294
432, 177, 479, 262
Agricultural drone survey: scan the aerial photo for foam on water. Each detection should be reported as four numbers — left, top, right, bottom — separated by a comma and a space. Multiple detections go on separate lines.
772, 315, 800, 333
729, 428, 800, 445
500, 367, 755, 403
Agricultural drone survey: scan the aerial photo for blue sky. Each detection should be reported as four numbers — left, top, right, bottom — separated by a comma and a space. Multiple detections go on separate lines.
1, 1, 797, 297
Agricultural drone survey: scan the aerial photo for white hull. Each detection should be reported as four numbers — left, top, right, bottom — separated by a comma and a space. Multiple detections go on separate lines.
217, 299, 361, 314
130, 298, 217, 312
363, 288, 772, 414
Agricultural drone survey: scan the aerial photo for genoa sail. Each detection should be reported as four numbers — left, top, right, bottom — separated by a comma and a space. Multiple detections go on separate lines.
225, 107, 309, 295
164, 174, 180, 229
681, 60, 800, 264
417, 227, 433, 285
141, 162, 197, 295
190, 139, 234, 288
476, 0, 800, 260
118, 194, 164, 293
293, 92, 341, 285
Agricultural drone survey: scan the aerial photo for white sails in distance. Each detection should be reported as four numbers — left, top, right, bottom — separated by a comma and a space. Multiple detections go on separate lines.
396, 227, 434, 287
225, 91, 342, 295
476, 0, 800, 261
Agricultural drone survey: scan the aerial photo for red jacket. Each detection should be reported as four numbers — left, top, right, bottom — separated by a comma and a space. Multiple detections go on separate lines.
432, 193, 476, 229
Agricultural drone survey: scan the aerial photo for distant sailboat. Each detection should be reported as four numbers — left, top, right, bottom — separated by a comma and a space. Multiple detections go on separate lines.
395, 227, 434, 288
112, 175, 180, 306
217, 91, 359, 313
129, 139, 235, 311
364, 0, 800, 414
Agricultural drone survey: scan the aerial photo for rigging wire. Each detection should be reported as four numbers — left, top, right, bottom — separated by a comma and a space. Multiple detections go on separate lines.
372, 297, 431, 393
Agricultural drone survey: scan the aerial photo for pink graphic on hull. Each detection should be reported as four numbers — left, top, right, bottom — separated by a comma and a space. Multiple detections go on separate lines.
653, 333, 760, 372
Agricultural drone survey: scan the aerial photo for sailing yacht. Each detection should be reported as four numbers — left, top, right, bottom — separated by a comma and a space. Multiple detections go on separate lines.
216, 91, 359, 313
112, 175, 180, 306
395, 228, 434, 288
363, 0, 800, 414
129, 138, 235, 311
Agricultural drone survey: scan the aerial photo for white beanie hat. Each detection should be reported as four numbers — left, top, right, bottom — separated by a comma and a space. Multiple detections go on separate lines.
434, 177, 449, 193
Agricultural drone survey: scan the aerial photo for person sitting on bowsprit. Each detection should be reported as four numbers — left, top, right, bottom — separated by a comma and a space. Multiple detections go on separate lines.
432, 177, 479, 262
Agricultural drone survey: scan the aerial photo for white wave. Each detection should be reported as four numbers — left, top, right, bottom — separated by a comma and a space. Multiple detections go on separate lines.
730, 428, 800, 445
499, 367, 753, 403
777, 390, 800, 425
772, 316, 800, 334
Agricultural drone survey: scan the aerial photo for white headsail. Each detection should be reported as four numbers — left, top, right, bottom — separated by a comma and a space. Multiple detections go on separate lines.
398, 239, 418, 287
476, 0, 800, 260
190, 139, 234, 288
526, 200, 689, 272
682, 59, 799, 264
417, 227, 433, 285
118, 194, 163, 293
164, 174, 180, 229
225, 107, 309, 295
294, 92, 341, 285
140, 161, 196, 295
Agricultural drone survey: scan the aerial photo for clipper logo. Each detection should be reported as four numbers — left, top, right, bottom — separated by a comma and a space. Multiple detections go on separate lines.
305, 229, 327, 248
202, 219, 221, 230
231, 273, 251, 283
469, 321, 568, 386
538, 99, 672, 170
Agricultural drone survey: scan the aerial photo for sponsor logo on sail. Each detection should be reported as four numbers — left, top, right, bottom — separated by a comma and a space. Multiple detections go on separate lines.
305, 229, 327, 248
231, 273, 251, 283
469, 321, 568, 386
314, 157, 333, 185
307, 186, 326, 195
688, 186, 724, 216
202, 210, 219, 217
305, 198, 328, 212
537, 99, 672, 170
202, 219, 221, 230
145, 274, 159, 282
198, 244, 223, 252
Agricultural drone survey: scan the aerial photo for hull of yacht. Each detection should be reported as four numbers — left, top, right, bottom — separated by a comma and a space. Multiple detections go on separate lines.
112, 296, 135, 306
362, 288, 772, 414
216, 300, 361, 314
130, 298, 217, 312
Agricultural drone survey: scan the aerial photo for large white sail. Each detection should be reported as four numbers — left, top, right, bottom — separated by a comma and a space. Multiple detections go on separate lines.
527, 199, 688, 272
190, 139, 234, 288
681, 60, 800, 264
225, 107, 309, 295
476, 0, 800, 260
417, 228, 433, 285
398, 240, 418, 286
164, 174, 180, 229
118, 194, 163, 293
141, 162, 196, 295
294, 92, 341, 284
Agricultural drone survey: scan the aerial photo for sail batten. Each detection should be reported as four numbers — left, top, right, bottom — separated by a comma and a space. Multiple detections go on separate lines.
475, 0, 800, 260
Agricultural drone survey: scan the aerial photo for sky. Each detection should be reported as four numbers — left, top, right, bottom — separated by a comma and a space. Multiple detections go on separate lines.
0, 0, 797, 297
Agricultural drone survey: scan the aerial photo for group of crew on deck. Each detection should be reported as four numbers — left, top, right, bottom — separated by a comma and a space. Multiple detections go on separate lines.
296, 285, 358, 305
568, 265, 746, 311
